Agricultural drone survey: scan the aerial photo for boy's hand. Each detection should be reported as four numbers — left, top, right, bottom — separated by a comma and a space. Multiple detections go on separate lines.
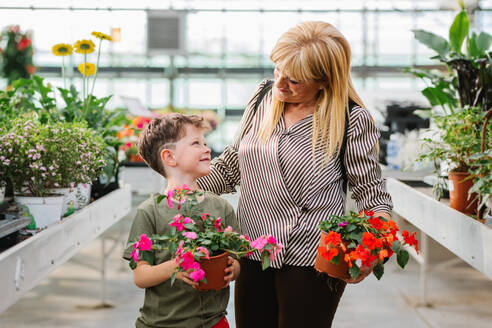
176, 270, 199, 288
224, 256, 240, 286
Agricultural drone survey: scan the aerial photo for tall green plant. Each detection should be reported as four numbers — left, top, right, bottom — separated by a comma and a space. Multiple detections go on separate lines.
408, 4, 492, 114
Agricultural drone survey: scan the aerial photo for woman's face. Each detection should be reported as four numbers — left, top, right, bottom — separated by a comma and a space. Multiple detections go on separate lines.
273, 67, 322, 104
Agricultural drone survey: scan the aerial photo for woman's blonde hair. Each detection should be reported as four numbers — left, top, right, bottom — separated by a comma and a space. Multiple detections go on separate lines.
259, 21, 366, 162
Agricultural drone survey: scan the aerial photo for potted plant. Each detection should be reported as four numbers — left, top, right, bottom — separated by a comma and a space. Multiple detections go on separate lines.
315, 211, 419, 282
127, 186, 283, 290
0, 117, 105, 229
416, 106, 487, 214
408, 3, 492, 215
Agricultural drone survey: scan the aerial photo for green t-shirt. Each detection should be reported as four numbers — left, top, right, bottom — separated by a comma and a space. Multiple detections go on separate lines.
123, 191, 239, 328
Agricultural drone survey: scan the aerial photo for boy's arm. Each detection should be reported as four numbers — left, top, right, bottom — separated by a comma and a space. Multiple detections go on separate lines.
133, 260, 198, 289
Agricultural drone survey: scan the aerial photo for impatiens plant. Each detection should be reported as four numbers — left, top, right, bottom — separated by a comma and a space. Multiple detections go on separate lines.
127, 186, 283, 285
318, 211, 419, 280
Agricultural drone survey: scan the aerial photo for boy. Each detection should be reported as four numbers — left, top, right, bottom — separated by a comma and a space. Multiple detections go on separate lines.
123, 113, 240, 328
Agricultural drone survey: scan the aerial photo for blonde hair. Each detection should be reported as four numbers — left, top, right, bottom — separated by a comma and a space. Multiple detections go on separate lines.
259, 21, 366, 162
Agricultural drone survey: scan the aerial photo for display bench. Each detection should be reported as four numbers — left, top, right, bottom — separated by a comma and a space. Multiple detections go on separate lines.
0, 185, 131, 313
386, 177, 492, 305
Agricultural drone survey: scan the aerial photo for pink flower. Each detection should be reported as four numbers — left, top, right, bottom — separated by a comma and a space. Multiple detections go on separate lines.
189, 268, 205, 282
240, 234, 251, 241
131, 242, 139, 262
201, 213, 210, 221
225, 226, 233, 233
183, 217, 193, 224
251, 236, 268, 251
267, 235, 277, 244
169, 214, 185, 231
214, 218, 222, 232
183, 231, 197, 240
167, 189, 175, 208
196, 247, 210, 259
138, 234, 152, 251
181, 251, 196, 271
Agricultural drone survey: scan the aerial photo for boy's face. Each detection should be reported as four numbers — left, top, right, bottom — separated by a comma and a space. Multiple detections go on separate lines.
171, 124, 211, 179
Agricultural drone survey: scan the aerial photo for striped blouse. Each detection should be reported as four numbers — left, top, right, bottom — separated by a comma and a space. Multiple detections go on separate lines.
198, 80, 393, 268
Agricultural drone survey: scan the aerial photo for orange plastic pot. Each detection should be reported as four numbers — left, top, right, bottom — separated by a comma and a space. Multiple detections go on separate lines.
314, 232, 352, 280
448, 172, 478, 215
197, 252, 229, 291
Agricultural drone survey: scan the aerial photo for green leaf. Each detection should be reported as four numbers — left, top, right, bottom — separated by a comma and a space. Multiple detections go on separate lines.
412, 29, 450, 56
373, 262, 384, 280
129, 260, 137, 270
347, 224, 357, 232
142, 251, 155, 265
476, 32, 492, 53
156, 194, 165, 204
391, 240, 402, 253
397, 250, 410, 269
349, 265, 360, 280
170, 272, 177, 287
169, 242, 178, 256
449, 10, 469, 53
261, 251, 271, 270
331, 252, 341, 265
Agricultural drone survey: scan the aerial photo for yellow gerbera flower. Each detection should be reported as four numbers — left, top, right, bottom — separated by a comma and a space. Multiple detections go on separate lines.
78, 62, 97, 76
74, 39, 95, 54
91, 31, 113, 41
52, 43, 73, 56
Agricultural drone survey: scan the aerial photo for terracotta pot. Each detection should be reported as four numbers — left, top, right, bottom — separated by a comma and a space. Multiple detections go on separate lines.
448, 172, 478, 215
129, 154, 145, 162
314, 232, 378, 281
197, 252, 229, 291
314, 232, 352, 280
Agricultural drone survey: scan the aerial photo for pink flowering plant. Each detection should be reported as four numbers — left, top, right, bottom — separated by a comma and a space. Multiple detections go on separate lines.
0, 117, 105, 196
127, 186, 283, 286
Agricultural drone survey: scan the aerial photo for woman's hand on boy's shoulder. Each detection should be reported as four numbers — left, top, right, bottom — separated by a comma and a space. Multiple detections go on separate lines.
224, 256, 240, 286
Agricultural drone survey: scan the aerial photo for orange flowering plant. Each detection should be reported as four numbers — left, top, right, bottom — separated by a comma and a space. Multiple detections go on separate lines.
317, 210, 419, 280
117, 116, 151, 161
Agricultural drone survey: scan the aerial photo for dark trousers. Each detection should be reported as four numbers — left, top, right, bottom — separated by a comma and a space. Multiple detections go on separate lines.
234, 259, 346, 328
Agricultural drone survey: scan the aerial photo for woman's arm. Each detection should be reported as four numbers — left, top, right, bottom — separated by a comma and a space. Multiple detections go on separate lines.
345, 107, 393, 216
133, 260, 198, 289
198, 79, 270, 195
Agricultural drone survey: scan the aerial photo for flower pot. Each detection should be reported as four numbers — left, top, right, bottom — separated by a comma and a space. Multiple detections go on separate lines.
448, 172, 478, 215
314, 233, 352, 280
129, 154, 145, 162
15, 194, 64, 229
75, 183, 92, 209
48, 187, 77, 217
197, 252, 229, 291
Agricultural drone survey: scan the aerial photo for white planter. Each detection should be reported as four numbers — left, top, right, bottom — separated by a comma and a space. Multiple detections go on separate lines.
48, 187, 77, 217
15, 194, 64, 229
0, 185, 5, 203
75, 183, 92, 209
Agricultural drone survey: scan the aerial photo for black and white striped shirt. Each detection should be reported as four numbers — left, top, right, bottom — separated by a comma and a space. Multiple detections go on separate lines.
198, 80, 393, 268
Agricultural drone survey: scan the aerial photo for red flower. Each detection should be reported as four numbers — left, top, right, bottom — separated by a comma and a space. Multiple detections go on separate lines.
368, 217, 383, 230
17, 37, 31, 51
364, 210, 374, 217
402, 230, 419, 253
26, 65, 36, 75
318, 246, 339, 261
362, 232, 381, 250
323, 231, 342, 247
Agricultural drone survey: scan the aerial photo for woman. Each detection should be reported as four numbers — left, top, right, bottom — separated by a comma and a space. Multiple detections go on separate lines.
198, 21, 393, 327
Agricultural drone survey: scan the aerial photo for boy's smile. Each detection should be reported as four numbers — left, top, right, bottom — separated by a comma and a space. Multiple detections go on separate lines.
172, 124, 211, 179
